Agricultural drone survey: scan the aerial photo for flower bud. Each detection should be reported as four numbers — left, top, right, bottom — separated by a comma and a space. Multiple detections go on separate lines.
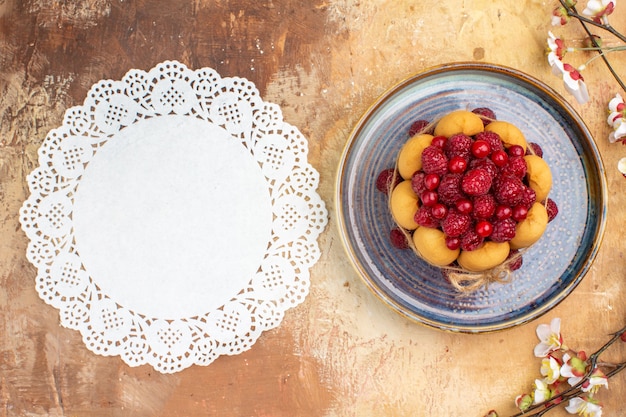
583, 35, 602, 48
515, 394, 533, 411
569, 355, 587, 377
551, 6, 570, 26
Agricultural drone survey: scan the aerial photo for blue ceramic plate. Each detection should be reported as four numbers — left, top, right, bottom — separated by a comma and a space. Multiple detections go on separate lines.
336, 62, 607, 333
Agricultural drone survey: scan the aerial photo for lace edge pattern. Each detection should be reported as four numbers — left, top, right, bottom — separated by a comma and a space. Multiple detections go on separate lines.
19, 60, 328, 374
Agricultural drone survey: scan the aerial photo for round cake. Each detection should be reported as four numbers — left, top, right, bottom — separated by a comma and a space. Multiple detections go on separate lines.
376, 108, 559, 288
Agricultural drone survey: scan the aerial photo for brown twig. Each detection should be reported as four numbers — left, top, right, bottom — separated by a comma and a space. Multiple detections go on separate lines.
558, 0, 626, 93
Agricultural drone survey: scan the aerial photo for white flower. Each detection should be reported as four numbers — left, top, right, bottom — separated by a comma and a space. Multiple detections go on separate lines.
564, 397, 603, 416
547, 32, 566, 76
534, 317, 563, 357
582, 368, 609, 393
546, 40, 589, 105
540, 355, 561, 384
607, 110, 622, 129
608, 118, 626, 142
533, 379, 552, 404
562, 63, 590, 104
618, 157, 626, 176
608, 93, 625, 113
607, 93, 626, 142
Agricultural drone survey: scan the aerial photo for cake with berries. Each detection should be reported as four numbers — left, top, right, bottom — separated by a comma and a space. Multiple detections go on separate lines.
376, 108, 558, 287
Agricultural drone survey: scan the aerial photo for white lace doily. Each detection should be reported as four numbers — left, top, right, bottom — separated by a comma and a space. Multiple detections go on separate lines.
19, 60, 328, 373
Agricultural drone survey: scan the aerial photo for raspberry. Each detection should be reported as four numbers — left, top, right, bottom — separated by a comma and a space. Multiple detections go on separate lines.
470, 157, 498, 179
519, 186, 537, 209
526, 142, 544, 157
415, 206, 440, 228
441, 209, 471, 237
421, 145, 449, 175
437, 174, 465, 205
389, 227, 410, 249
376, 168, 399, 194
472, 107, 497, 125
493, 175, 525, 206
491, 218, 517, 242
472, 193, 496, 219
444, 134, 473, 159
474, 131, 504, 152
460, 229, 483, 251
411, 171, 427, 195
506, 249, 523, 271
461, 168, 492, 196
501, 156, 527, 178
408, 119, 431, 136
546, 198, 559, 222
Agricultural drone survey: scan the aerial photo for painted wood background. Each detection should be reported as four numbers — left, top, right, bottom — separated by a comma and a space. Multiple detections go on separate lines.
1, 0, 625, 416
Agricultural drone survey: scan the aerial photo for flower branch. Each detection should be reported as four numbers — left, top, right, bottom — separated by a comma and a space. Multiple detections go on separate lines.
485, 320, 626, 417
560, 0, 626, 94
557, 0, 626, 43
548, 0, 626, 173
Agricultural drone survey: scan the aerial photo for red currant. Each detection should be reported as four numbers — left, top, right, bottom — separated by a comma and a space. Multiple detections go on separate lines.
490, 149, 509, 167
475, 220, 493, 238
431, 136, 447, 148
421, 190, 438, 207
495, 205, 512, 220
424, 173, 440, 191
448, 156, 468, 174
445, 236, 461, 250
431, 203, 448, 219
455, 198, 473, 214
508, 144, 525, 157
512, 205, 528, 221
471, 140, 491, 158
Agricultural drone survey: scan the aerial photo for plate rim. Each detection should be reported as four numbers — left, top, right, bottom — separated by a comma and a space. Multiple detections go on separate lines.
335, 61, 608, 333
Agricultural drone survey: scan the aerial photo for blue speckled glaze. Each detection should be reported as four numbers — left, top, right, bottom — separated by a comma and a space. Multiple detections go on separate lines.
336, 63, 607, 333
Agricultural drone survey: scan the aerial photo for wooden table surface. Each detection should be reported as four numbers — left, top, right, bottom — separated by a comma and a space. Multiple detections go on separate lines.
1, 1, 625, 416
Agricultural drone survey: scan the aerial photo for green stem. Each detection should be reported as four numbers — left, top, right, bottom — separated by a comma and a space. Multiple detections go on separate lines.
580, 46, 626, 69
572, 46, 626, 53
